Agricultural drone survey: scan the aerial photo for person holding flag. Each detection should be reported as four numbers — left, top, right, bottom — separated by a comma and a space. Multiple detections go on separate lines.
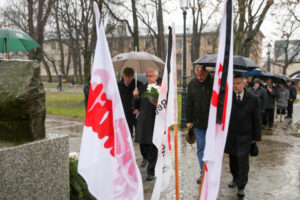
78, 2, 143, 200
225, 74, 261, 198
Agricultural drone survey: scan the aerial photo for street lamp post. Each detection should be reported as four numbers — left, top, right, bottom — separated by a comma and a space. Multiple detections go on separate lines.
267, 43, 272, 73
179, 0, 189, 129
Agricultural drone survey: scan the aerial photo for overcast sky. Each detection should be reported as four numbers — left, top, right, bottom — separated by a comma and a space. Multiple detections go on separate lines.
0, 0, 298, 58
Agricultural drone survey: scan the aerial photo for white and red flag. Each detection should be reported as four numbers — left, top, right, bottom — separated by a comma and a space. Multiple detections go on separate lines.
200, 0, 233, 199
151, 25, 177, 200
78, 2, 143, 200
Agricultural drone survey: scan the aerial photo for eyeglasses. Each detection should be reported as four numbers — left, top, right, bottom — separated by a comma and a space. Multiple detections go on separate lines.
146, 75, 156, 78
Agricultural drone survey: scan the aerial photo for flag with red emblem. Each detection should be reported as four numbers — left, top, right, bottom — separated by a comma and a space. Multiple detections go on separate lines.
151, 25, 177, 200
78, 2, 143, 200
200, 0, 233, 199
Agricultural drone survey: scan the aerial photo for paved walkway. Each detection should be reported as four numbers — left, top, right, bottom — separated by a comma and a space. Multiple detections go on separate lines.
46, 98, 300, 200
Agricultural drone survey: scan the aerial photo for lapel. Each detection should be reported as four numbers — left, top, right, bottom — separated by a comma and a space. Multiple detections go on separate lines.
233, 89, 248, 106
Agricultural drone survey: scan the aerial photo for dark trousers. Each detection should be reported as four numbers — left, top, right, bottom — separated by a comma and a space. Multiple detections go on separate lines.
277, 108, 286, 115
287, 101, 294, 117
263, 109, 274, 127
229, 154, 249, 189
140, 144, 158, 176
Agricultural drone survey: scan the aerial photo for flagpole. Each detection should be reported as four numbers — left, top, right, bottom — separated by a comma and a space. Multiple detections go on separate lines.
198, 162, 207, 200
174, 124, 180, 200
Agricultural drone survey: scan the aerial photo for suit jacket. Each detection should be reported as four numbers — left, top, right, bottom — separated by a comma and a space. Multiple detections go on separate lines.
225, 89, 262, 156
132, 84, 157, 144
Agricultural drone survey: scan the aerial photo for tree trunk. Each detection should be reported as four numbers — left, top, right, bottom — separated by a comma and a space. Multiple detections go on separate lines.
54, 1, 65, 75
156, 0, 165, 60
131, 0, 139, 51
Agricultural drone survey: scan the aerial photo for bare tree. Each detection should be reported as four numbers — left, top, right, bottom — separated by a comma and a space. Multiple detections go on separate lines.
1, 0, 55, 82
234, 0, 274, 57
272, 2, 300, 75
190, 0, 221, 62
137, 0, 166, 60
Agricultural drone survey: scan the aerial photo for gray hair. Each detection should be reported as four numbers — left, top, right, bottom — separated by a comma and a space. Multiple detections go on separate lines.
146, 68, 158, 76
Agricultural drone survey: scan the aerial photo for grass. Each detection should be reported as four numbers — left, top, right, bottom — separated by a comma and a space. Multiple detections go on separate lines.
45, 92, 187, 128
292, 133, 300, 138
46, 92, 86, 119
44, 83, 67, 89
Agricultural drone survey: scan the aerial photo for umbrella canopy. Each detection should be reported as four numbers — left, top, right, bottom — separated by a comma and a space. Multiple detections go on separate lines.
0, 28, 40, 53
193, 54, 259, 71
242, 69, 290, 83
112, 51, 165, 74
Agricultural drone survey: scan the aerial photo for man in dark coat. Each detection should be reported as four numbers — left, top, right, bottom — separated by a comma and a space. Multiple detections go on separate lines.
186, 65, 213, 184
286, 80, 297, 118
225, 75, 261, 198
118, 67, 142, 138
251, 78, 267, 126
132, 68, 159, 181
263, 78, 277, 129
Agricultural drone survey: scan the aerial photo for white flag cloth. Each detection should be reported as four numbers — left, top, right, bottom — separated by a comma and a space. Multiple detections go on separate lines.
151, 25, 177, 200
200, 0, 233, 199
78, 2, 143, 200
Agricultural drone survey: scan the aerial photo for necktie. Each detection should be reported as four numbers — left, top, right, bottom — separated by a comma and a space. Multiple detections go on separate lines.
237, 95, 241, 104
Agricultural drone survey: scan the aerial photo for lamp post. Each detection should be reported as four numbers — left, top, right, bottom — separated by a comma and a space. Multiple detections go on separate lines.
179, 0, 189, 129
267, 43, 271, 73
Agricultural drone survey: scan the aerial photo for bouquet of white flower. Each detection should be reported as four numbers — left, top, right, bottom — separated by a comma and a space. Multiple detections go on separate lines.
140, 83, 161, 106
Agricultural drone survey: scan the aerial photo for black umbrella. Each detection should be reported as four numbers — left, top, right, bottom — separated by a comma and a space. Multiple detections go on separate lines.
193, 54, 260, 71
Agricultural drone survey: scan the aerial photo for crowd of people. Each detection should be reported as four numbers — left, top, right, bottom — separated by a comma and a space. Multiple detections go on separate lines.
83, 65, 297, 198
186, 65, 297, 198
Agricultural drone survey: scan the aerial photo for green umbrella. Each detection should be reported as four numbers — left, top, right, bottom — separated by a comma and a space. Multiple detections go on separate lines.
0, 28, 40, 58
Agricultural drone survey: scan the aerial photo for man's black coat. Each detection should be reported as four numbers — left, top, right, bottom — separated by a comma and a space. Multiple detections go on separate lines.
132, 84, 157, 144
225, 89, 262, 156
118, 78, 143, 128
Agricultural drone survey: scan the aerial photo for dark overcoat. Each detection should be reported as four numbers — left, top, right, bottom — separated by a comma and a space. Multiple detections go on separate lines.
225, 89, 262, 156
132, 84, 157, 144
118, 78, 143, 127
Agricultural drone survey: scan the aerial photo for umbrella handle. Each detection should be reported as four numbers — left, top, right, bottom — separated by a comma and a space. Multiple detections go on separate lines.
135, 73, 137, 88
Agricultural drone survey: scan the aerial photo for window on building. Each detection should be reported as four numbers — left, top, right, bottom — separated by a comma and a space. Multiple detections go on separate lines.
51, 42, 56, 50
176, 53, 182, 63
207, 38, 212, 46
176, 39, 182, 47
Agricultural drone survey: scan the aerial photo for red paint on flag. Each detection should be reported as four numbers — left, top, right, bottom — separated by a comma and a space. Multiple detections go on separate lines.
168, 128, 171, 150
211, 90, 219, 107
221, 83, 229, 131
85, 83, 115, 156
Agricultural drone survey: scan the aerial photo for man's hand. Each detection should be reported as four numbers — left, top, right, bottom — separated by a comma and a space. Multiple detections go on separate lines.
132, 109, 139, 115
186, 123, 193, 130
268, 88, 272, 92
133, 88, 139, 97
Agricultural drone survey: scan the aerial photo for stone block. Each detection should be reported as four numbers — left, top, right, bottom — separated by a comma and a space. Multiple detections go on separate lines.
0, 60, 46, 141
0, 134, 69, 200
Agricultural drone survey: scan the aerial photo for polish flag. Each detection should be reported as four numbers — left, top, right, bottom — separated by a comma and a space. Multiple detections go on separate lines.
78, 2, 143, 200
200, 0, 233, 199
151, 25, 177, 200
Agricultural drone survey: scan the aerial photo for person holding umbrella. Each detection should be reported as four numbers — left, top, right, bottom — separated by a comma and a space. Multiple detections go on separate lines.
263, 78, 277, 130
286, 80, 297, 119
251, 78, 267, 127
276, 82, 289, 122
118, 67, 143, 138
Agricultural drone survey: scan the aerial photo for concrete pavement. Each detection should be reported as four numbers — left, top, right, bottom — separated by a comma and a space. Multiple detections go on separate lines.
46, 99, 300, 199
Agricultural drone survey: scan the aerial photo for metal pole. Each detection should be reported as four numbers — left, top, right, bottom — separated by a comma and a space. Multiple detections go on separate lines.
180, 10, 187, 129
267, 49, 271, 73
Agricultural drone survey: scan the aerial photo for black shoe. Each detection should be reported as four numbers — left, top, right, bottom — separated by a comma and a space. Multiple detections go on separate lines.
228, 180, 237, 188
140, 159, 148, 168
146, 174, 155, 181
237, 189, 245, 198
286, 116, 292, 119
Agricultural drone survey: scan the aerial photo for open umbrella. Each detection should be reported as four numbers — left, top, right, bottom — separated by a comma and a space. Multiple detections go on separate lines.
112, 51, 165, 74
0, 28, 40, 58
193, 54, 259, 71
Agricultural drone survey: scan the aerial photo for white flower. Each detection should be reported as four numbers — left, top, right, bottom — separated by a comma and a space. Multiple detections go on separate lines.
69, 152, 79, 159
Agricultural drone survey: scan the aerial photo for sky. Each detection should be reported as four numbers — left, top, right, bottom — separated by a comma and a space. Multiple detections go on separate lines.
0, 0, 298, 58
